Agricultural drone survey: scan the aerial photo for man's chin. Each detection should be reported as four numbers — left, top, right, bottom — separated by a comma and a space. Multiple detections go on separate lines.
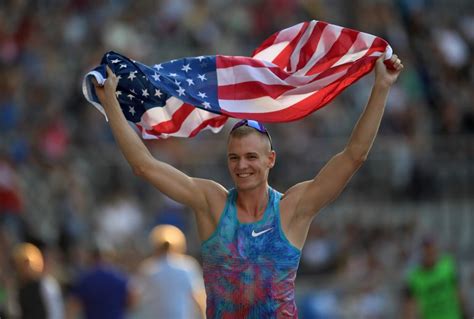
234, 180, 262, 192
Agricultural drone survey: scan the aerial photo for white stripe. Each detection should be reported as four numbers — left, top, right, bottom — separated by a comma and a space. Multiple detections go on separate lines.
252, 42, 289, 63
217, 64, 319, 87
139, 96, 184, 129
384, 45, 393, 60
274, 21, 307, 43
167, 109, 224, 138
296, 23, 343, 75
82, 71, 108, 120
288, 21, 317, 73
252, 22, 306, 62
217, 57, 276, 70
142, 109, 224, 139
219, 93, 313, 114
139, 97, 225, 138
332, 32, 375, 67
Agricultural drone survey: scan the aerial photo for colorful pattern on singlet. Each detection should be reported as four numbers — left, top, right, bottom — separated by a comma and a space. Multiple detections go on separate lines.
201, 187, 301, 318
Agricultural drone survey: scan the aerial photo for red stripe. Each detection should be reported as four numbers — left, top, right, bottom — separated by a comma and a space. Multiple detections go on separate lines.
308, 37, 388, 83
367, 37, 389, 57
145, 103, 195, 135
295, 21, 327, 71
139, 103, 228, 138
217, 56, 270, 69
305, 27, 359, 76
251, 32, 278, 57
271, 22, 309, 69
221, 55, 379, 122
219, 82, 294, 100
188, 115, 228, 137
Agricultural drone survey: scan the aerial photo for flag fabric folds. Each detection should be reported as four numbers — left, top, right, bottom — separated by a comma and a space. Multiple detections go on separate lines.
83, 20, 392, 139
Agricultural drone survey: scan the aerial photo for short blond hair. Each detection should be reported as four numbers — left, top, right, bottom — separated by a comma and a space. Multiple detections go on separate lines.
228, 126, 272, 151
149, 224, 186, 254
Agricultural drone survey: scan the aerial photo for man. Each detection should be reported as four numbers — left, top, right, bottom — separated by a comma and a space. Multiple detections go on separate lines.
93, 53, 403, 318
403, 237, 466, 319
66, 245, 135, 319
134, 224, 206, 319
12, 243, 64, 319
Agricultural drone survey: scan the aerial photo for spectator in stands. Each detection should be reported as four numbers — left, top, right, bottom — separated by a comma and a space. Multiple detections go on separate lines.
12, 242, 64, 319
134, 224, 206, 319
403, 236, 467, 319
66, 244, 135, 319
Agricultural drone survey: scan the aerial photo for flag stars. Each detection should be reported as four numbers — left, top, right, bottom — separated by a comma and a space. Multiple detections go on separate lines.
128, 71, 138, 81
186, 79, 195, 86
196, 56, 205, 62
174, 79, 181, 86
169, 73, 178, 77
197, 91, 207, 99
129, 106, 136, 116
152, 73, 161, 81
141, 89, 149, 97
181, 64, 192, 72
120, 64, 127, 69
115, 91, 122, 97
176, 87, 186, 96
154, 64, 163, 71
111, 58, 120, 64
198, 74, 207, 81
127, 94, 134, 100
202, 101, 211, 109
154, 89, 163, 98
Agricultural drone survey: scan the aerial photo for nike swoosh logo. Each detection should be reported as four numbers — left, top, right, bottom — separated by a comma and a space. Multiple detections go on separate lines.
251, 228, 273, 237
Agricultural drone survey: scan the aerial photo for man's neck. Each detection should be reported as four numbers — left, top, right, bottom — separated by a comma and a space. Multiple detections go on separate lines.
236, 184, 269, 220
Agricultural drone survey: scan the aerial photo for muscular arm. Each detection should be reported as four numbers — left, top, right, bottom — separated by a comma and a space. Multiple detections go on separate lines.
93, 67, 225, 215
288, 54, 404, 219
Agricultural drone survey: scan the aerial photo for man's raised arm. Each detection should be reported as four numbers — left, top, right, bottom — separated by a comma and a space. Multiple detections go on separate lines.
289, 54, 404, 218
93, 66, 223, 213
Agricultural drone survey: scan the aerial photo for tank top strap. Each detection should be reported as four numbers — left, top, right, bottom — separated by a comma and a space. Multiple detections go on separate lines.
269, 187, 283, 205
222, 188, 238, 220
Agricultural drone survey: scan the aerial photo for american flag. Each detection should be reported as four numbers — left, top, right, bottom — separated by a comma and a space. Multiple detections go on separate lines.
83, 20, 392, 139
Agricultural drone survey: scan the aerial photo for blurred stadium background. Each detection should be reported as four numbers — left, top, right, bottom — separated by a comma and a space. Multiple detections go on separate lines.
0, 0, 473, 318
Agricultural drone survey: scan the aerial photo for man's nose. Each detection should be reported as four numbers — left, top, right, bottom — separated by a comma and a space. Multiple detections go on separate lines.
237, 159, 248, 169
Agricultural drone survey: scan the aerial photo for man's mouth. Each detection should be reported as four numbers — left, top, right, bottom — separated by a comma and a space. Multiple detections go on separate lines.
236, 173, 252, 178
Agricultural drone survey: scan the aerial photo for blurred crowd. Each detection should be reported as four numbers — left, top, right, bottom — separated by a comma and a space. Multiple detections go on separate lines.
1, 0, 473, 318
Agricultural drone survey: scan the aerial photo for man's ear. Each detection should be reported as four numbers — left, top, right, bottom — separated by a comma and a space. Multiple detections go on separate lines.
268, 150, 276, 168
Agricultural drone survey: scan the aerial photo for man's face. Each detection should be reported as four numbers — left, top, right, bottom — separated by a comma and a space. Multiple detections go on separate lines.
227, 132, 275, 191
421, 242, 438, 268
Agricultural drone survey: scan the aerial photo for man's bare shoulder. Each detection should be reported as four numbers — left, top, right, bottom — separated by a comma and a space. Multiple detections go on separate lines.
193, 178, 228, 197
193, 178, 228, 214
280, 181, 311, 202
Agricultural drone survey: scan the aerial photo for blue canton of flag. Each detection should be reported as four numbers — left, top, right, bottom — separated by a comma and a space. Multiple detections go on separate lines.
85, 51, 221, 124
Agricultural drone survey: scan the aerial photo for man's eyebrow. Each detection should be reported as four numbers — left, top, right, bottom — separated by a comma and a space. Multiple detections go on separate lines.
227, 152, 259, 156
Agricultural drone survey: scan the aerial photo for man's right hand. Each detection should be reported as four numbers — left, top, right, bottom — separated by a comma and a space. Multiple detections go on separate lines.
92, 66, 119, 106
